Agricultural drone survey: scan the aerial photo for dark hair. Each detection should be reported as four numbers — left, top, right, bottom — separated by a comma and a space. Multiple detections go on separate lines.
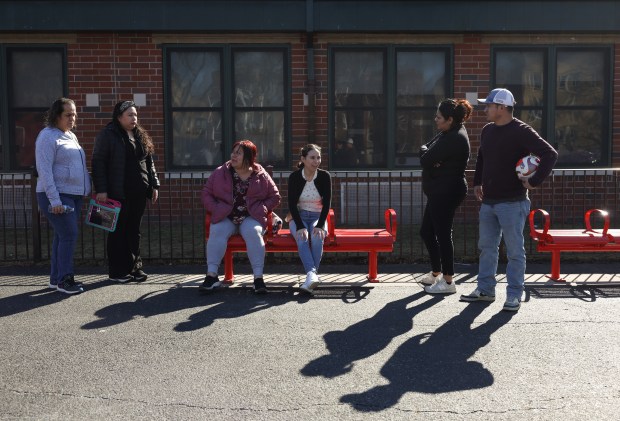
112, 100, 154, 154
232, 140, 258, 168
437, 99, 473, 131
44, 98, 75, 128
297, 144, 321, 168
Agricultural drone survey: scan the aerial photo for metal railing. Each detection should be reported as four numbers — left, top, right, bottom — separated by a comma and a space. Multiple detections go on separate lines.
2, 169, 620, 264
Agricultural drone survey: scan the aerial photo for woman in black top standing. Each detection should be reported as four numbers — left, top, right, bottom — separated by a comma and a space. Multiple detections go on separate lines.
92, 101, 160, 283
419, 99, 472, 295
287, 144, 332, 295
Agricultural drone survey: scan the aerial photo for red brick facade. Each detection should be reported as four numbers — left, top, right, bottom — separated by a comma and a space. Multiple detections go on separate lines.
35, 32, 615, 173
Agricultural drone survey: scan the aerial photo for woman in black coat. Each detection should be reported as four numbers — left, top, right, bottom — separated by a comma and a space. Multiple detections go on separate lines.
419, 99, 472, 295
92, 100, 160, 282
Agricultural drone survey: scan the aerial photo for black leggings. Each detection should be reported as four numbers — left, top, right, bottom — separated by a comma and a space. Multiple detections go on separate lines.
419, 187, 467, 276
107, 191, 147, 278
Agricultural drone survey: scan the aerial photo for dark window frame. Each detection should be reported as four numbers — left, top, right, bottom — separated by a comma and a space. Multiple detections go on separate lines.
162, 44, 291, 171
0, 44, 67, 171
329, 44, 452, 170
491, 45, 612, 167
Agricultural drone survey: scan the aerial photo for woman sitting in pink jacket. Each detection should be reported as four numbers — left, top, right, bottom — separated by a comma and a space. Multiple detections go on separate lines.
200, 140, 281, 294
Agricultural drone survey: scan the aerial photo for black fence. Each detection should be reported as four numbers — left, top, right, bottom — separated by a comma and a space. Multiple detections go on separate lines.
2, 169, 620, 265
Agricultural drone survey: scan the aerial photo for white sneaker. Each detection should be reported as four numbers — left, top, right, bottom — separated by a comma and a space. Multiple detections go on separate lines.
424, 278, 456, 294
300, 271, 320, 295
419, 271, 440, 286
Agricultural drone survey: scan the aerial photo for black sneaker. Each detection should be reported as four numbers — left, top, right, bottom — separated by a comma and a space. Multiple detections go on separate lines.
131, 269, 148, 282
109, 274, 133, 283
57, 275, 83, 295
253, 277, 267, 294
199, 275, 221, 292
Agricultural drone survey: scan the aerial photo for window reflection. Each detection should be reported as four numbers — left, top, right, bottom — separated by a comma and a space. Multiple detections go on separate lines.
13, 112, 44, 169
170, 51, 221, 108
557, 51, 604, 106
235, 111, 285, 167
496, 50, 545, 107
395, 111, 434, 167
7, 48, 63, 170
169, 50, 223, 168
555, 110, 602, 165
555, 50, 607, 165
10, 51, 63, 108
172, 111, 222, 167
334, 110, 386, 167
394, 50, 448, 167
233, 51, 286, 167
495, 47, 610, 167
234, 52, 284, 107
333, 51, 386, 168
397, 51, 446, 107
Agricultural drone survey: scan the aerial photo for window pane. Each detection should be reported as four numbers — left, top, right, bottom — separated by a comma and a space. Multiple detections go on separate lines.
496, 51, 545, 107
557, 51, 605, 106
334, 51, 384, 107
234, 52, 284, 107
235, 111, 285, 166
172, 111, 223, 167
394, 110, 435, 167
333, 110, 386, 168
170, 51, 221, 107
13, 111, 45, 169
397, 51, 447, 107
514, 109, 543, 134
10, 50, 63, 107
555, 110, 602, 165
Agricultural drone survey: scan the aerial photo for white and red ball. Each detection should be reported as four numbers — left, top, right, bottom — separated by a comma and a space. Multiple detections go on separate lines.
515, 155, 540, 178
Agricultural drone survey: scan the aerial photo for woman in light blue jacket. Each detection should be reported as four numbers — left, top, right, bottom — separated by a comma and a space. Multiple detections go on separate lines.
35, 98, 91, 294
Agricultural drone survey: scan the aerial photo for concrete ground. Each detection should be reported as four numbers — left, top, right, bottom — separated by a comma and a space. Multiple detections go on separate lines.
1, 262, 619, 420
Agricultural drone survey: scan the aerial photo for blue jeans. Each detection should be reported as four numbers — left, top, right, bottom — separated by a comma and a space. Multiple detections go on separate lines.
206, 216, 265, 278
477, 199, 530, 300
289, 210, 325, 274
37, 192, 83, 284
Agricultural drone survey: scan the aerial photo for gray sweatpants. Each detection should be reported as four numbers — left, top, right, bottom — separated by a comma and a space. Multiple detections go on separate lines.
206, 216, 265, 278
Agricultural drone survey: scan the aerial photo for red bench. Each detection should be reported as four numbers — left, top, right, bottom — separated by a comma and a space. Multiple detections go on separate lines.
528, 208, 620, 281
205, 208, 398, 283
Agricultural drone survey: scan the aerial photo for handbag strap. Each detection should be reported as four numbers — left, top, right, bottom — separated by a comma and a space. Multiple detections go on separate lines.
91, 195, 122, 208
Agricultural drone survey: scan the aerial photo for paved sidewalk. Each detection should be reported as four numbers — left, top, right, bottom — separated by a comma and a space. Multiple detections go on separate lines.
2, 261, 619, 288
1, 261, 620, 420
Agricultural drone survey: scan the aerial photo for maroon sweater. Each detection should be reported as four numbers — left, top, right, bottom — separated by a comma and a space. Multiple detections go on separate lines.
473, 118, 558, 203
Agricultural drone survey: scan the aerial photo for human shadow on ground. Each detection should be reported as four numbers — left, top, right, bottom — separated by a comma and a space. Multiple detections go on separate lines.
525, 284, 620, 302
174, 285, 373, 332
300, 291, 444, 379
340, 304, 515, 412
81, 284, 373, 331
0, 287, 66, 318
0, 279, 112, 318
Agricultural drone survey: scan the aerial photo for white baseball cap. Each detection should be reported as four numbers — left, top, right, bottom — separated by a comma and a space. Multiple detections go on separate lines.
478, 88, 515, 106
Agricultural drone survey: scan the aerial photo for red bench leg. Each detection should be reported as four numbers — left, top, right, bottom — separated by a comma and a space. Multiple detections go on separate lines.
546, 250, 566, 282
367, 251, 379, 283
223, 250, 234, 283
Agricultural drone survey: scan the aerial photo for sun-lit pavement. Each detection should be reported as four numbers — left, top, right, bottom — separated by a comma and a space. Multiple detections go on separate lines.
1, 262, 619, 420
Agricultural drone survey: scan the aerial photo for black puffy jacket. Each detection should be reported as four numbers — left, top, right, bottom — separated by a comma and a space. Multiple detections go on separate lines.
92, 122, 160, 200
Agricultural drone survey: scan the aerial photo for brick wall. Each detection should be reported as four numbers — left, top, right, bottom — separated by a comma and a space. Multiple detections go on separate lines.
68, 33, 164, 167
46, 31, 620, 174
